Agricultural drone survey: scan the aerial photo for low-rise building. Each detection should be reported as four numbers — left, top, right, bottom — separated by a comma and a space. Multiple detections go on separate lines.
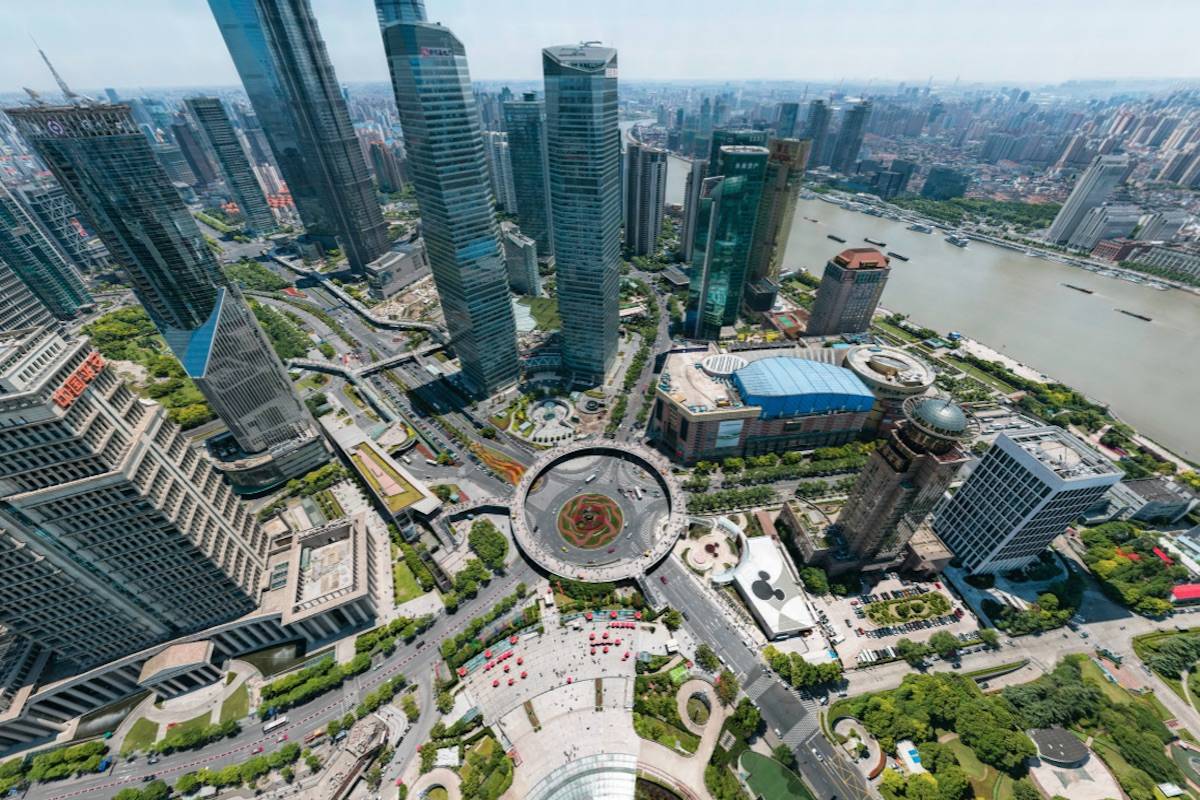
730, 535, 816, 640
365, 239, 429, 301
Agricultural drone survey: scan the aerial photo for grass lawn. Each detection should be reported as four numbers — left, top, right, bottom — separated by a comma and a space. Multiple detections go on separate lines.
351, 444, 423, 512
1091, 736, 1145, 794
167, 710, 213, 738
519, 296, 561, 330
633, 712, 700, 754
687, 697, 709, 725
871, 320, 918, 343
120, 718, 159, 755
427, 789, 448, 800
740, 751, 816, 800
1171, 743, 1200, 786
1079, 658, 1131, 706
944, 735, 999, 798
944, 355, 1019, 393
219, 682, 249, 724
295, 372, 328, 391
393, 560, 423, 604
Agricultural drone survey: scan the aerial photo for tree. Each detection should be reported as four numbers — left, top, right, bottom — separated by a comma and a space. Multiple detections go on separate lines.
468, 520, 509, 572
695, 643, 720, 672
799, 566, 830, 595
365, 765, 383, 790
896, 638, 929, 666
715, 670, 739, 706
772, 744, 797, 769
436, 690, 454, 714
1011, 778, 1041, 800
662, 609, 683, 631
730, 698, 761, 737
977, 628, 1000, 649
419, 745, 436, 774
280, 765, 295, 783
928, 631, 960, 659
480, 426, 497, 439
175, 773, 200, 794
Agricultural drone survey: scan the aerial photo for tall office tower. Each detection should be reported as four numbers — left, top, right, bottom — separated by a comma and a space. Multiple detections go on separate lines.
806, 248, 890, 336
500, 221, 541, 296
679, 159, 708, 262
1136, 209, 1189, 242
829, 101, 871, 174
8, 104, 326, 492
920, 166, 970, 200
367, 142, 404, 194
685, 145, 769, 339
152, 143, 197, 186
0, 326, 265, 669
208, 0, 389, 272
14, 183, 112, 273
623, 141, 668, 257
503, 92, 554, 258
934, 427, 1121, 574
0, 259, 54, 332
185, 97, 278, 235
707, 129, 768, 171
803, 100, 832, 168
840, 397, 971, 563
170, 118, 219, 186
543, 44, 621, 384
376, 5, 520, 396
1066, 204, 1140, 251
747, 138, 811, 283
1045, 154, 1129, 245
103, 87, 120, 103
776, 102, 800, 139
482, 131, 518, 212
0, 184, 92, 319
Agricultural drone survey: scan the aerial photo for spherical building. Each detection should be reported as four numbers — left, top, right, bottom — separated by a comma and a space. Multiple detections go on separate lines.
843, 344, 936, 433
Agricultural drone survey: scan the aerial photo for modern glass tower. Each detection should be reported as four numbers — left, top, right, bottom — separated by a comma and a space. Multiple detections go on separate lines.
503, 92, 554, 258
804, 100, 832, 168
543, 44, 621, 385
829, 101, 872, 175
207, 0, 389, 272
0, 258, 54, 333
375, 1, 519, 396
747, 138, 811, 283
0, 183, 92, 319
185, 96, 278, 235
623, 141, 668, 257
7, 104, 323, 479
685, 145, 769, 339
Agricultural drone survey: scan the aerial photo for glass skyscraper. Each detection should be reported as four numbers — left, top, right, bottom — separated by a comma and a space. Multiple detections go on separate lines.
185, 96, 278, 235
207, 0, 389, 272
0, 183, 92, 319
503, 92, 554, 258
7, 103, 324, 486
686, 145, 769, 339
747, 138, 811, 283
829, 101, 872, 175
543, 44, 621, 385
375, 2, 519, 396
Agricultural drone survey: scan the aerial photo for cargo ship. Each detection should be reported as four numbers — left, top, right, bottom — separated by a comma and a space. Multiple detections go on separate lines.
1061, 283, 1094, 294
864, 237, 887, 247
944, 234, 970, 248
907, 223, 933, 234
886, 252, 909, 261
1116, 309, 1152, 322
827, 234, 846, 243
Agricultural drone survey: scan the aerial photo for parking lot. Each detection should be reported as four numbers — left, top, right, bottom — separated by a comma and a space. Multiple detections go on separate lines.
810, 574, 982, 669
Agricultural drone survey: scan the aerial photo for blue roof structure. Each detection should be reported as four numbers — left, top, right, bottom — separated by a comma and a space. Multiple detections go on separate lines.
732, 357, 875, 419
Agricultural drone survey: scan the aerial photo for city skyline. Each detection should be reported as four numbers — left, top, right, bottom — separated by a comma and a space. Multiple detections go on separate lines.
2, 0, 1200, 94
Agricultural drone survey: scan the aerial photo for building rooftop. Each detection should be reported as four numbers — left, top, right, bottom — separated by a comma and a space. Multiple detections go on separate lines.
1125, 477, 1194, 504
833, 248, 890, 270
733, 357, 875, 418
1030, 726, 1089, 765
844, 345, 935, 395
731, 536, 816, 638
138, 641, 214, 684
1006, 428, 1119, 481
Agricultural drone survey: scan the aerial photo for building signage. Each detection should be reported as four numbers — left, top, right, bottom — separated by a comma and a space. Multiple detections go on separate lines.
716, 419, 744, 448
51, 352, 105, 408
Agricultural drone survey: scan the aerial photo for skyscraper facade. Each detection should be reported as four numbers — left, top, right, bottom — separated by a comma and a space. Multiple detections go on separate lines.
503, 92, 554, 258
8, 104, 324, 490
208, 0, 389, 272
707, 129, 768, 170
0, 183, 92, 319
368, 141, 405, 194
829, 101, 871, 174
185, 97, 278, 235
376, 6, 520, 396
685, 145, 769, 339
934, 427, 1121, 574
1045, 154, 1130, 244
747, 138, 811, 283
804, 100, 832, 168
623, 141, 668, 257
543, 44, 621, 384
14, 182, 112, 273
806, 248, 891, 336
0, 326, 265, 668
679, 159, 708, 262
482, 131, 518, 212
776, 102, 800, 139
501, 221, 541, 296
171, 118, 219, 186
0, 258, 54, 333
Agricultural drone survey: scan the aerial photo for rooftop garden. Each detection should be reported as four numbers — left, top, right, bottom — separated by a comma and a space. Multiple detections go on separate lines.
350, 443, 424, 513
1080, 521, 1186, 616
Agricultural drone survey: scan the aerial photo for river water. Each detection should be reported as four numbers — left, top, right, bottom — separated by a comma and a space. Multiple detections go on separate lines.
664, 155, 1200, 461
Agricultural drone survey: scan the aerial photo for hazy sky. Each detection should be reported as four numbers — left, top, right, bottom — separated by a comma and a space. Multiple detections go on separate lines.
1, 0, 1197, 93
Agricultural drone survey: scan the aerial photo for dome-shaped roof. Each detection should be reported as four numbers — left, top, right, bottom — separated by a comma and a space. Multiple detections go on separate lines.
909, 397, 968, 436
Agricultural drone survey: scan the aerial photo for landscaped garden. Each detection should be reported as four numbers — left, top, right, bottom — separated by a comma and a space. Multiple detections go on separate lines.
219, 682, 249, 724
557, 493, 624, 549
470, 443, 526, 485
739, 751, 815, 800
1079, 521, 1186, 616
633, 675, 700, 754
865, 591, 951, 625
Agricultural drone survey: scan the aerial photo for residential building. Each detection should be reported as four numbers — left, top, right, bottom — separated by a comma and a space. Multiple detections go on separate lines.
501, 222, 541, 296
208, 0, 389, 271
376, 4, 520, 396
747, 138, 811, 283
185, 97, 278, 235
1135, 209, 1189, 242
1126, 243, 1200, 280
933, 427, 1121, 573
0, 260, 55, 333
805, 248, 891, 336
13, 183, 112, 273
7, 103, 326, 493
543, 43, 621, 385
368, 141, 405, 194
1045, 154, 1129, 245
0, 184, 92, 319
502, 92, 554, 258
829, 101, 871, 174
679, 158, 708, 262
1066, 204, 1140, 251
482, 131, 518, 212
803, 100, 832, 168
920, 166, 970, 200
623, 141, 668, 257
839, 397, 972, 565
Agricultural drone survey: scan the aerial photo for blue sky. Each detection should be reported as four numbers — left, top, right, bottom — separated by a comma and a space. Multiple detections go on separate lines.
2, 0, 1197, 93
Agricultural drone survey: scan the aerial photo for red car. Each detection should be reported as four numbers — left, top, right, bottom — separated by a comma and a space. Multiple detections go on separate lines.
659, 576, 668, 585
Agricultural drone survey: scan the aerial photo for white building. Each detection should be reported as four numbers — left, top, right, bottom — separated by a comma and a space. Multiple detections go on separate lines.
483, 131, 518, 212
1067, 204, 1140, 251
730, 535, 817, 639
934, 427, 1121, 574
1046, 154, 1129, 245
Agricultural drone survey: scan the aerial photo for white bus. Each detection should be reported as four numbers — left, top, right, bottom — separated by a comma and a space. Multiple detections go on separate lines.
262, 717, 289, 735
585, 473, 597, 484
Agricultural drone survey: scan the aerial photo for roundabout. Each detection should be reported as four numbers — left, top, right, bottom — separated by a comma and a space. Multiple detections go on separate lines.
511, 441, 685, 581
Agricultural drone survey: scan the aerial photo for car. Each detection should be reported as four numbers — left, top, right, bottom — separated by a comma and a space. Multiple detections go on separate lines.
147, 756, 159, 765
254, 745, 264, 754
660, 576, 668, 585
143, 775, 156, 783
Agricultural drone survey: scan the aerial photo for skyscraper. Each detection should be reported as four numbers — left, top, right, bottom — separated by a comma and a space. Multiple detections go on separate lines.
920, 166, 970, 200
482, 131, 518, 212
803, 100, 832, 168
747, 138, 811, 283
1045, 154, 1130, 244
368, 141, 405, 194
0, 258, 54, 333
171, 117, 219, 186
8, 103, 325, 492
708, 129, 768, 170
501, 221, 541, 296
840, 397, 971, 563
1066, 204, 1140, 251
806, 248, 890, 336
503, 92, 554, 258
14, 182, 112, 273
0, 183, 92, 319
776, 102, 800, 139
543, 44, 621, 384
185, 96, 278, 235
934, 427, 1121, 574
208, 0, 389, 272
0, 326, 266, 668
685, 145, 769, 339
679, 159, 708, 263
829, 101, 871, 174
376, 2, 520, 396
623, 141, 668, 257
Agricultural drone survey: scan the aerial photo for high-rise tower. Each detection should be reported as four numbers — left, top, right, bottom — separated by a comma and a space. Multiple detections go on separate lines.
806, 248, 890, 336
829, 101, 871, 174
543, 43, 621, 385
1045, 154, 1130, 245
503, 92, 554, 258
776, 102, 800, 139
13, 182, 112, 273
207, 0, 389, 271
0, 259, 54, 333
679, 159, 708, 263
0, 183, 92, 319
376, 1, 519, 396
804, 100, 832, 168
185, 96, 278, 235
747, 138, 811, 284
482, 131, 518, 213
623, 141, 668, 257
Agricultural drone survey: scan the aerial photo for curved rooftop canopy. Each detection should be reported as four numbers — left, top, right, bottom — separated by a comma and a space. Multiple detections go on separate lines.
910, 396, 969, 436
732, 357, 874, 418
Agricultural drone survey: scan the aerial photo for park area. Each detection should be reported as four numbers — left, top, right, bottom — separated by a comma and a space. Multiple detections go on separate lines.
865, 591, 952, 625
739, 751, 815, 800
557, 493, 624, 549
633, 674, 700, 754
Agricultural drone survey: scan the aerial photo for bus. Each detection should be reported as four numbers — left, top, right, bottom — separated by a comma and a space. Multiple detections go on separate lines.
263, 717, 289, 735
585, 473, 597, 484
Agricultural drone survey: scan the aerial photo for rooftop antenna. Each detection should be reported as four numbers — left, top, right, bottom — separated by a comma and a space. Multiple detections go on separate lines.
31, 34, 79, 101
22, 87, 45, 105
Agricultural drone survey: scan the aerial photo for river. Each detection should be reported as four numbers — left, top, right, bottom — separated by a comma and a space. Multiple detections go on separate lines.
664, 154, 1200, 461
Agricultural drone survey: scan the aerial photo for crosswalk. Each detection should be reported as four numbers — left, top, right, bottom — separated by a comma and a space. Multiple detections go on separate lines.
744, 672, 775, 701
782, 709, 821, 748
